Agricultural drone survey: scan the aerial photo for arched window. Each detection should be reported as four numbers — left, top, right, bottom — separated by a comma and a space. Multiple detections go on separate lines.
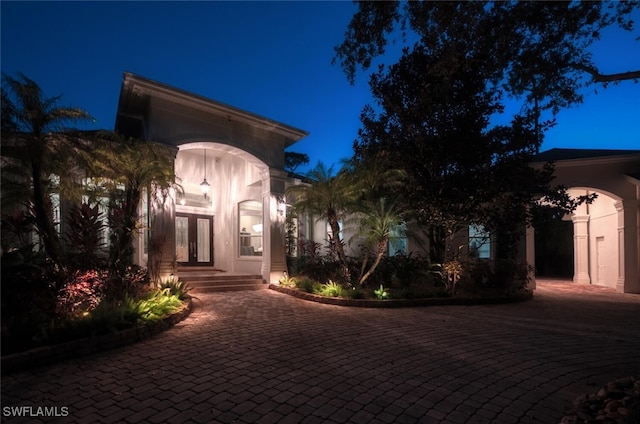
239, 200, 262, 256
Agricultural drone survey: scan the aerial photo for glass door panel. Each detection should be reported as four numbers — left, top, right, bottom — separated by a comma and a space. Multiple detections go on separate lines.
176, 214, 213, 266
197, 218, 211, 263
175, 216, 189, 262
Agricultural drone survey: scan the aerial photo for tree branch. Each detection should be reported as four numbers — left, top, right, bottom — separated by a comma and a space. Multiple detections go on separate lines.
572, 62, 640, 83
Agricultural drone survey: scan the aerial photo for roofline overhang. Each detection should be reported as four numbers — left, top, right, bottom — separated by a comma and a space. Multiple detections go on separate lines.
117, 72, 309, 146
530, 151, 640, 168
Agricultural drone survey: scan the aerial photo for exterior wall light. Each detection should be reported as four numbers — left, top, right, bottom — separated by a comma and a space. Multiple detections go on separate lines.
201, 148, 210, 199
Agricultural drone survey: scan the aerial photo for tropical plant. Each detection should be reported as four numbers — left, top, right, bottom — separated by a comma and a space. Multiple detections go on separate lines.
349, 197, 404, 286
278, 272, 297, 288
104, 265, 150, 302
82, 133, 180, 275
56, 269, 107, 319
159, 276, 192, 300
1, 73, 94, 268
136, 288, 184, 322
443, 260, 463, 295
64, 203, 106, 269
0, 210, 36, 262
334, 2, 630, 268
286, 162, 356, 283
316, 280, 345, 298
295, 276, 319, 293
373, 284, 389, 300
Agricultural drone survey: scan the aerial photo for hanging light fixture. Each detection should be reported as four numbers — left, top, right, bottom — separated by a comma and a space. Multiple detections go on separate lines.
200, 148, 210, 199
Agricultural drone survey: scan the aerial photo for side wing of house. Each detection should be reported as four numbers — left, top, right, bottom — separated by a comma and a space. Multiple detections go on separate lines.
531, 149, 640, 294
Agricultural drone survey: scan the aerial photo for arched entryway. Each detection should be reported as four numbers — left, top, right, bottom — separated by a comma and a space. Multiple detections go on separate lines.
530, 149, 640, 294
566, 188, 621, 289
174, 141, 272, 277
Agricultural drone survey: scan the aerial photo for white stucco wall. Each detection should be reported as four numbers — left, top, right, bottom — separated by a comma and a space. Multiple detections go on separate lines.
175, 144, 264, 275
569, 188, 619, 288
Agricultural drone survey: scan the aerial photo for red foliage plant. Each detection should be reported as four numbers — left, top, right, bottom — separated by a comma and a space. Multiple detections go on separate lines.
56, 270, 107, 318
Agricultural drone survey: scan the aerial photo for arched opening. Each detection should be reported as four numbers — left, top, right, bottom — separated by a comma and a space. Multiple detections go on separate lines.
535, 187, 622, 289
534, 210, 573, 279
173, 141, 269, 275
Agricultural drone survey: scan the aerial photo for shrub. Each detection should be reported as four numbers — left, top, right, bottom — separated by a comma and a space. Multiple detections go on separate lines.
366, 253, 434, 288
457, 259, 531, 295
56, 270, 107, 319
345, 287, 367, 299
374, 284, 389, 300
136, 288, 184, 322
104, 265, 150, 301
316, 280, 346, 298
295, 276, 318, 293
278, 272, 297, 288
64, 203, 106, 270
159, 277, 192, 300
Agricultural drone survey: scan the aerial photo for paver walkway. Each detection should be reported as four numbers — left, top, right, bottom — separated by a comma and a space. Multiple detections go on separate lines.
2, 279, 639, 424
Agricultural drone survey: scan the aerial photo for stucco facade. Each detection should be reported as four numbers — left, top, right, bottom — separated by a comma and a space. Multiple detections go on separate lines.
531, 149, 640, 294
114, 75, 638, 293
116, 73, 308, 284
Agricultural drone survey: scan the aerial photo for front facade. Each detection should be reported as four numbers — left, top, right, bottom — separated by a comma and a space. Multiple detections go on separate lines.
116, 73, 308, 284
4, 73, 637, 294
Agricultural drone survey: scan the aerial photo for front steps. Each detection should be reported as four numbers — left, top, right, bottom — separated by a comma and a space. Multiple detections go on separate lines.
176, 267, 267, 293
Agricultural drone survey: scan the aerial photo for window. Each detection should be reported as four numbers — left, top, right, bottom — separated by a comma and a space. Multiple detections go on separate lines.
81, 177, 111, 248
239, 200, 262, 256
469, 225, 491, 259
326, 220, 343, 244
388, 222, 407, 256
50, 174, 61, 235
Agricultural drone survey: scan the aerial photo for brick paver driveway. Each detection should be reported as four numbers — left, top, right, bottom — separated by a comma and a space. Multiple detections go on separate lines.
2, 280, 639, 424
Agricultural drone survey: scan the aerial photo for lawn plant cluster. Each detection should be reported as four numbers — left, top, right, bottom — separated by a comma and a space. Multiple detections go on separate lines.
285, 251, 530, 301
1, 253, 191, 355
1, 208, 191, 356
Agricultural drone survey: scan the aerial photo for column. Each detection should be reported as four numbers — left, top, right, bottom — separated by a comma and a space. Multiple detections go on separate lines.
525, 224, 536, 290
572, 215, 590, 285
261, 169, 288, 284
615, 200, 640, 293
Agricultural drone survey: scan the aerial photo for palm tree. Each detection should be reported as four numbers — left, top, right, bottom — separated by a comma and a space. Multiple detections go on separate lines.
1, 73, 93, 267
350, 198, 404, 286
342, 153, 406, 202
286, 162, 355, 282
84, 132, 179, 276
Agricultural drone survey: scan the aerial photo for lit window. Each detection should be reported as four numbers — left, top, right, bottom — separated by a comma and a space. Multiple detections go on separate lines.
388, 222, 407, 256
469, 225, 491, 259
239, 200, 262, 256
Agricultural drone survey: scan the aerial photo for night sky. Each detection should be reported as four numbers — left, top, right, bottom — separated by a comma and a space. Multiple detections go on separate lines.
2, 1, 638, 173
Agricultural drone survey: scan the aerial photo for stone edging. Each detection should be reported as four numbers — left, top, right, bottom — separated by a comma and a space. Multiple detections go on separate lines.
269, 284, 533, 308
1, 299, 193, 376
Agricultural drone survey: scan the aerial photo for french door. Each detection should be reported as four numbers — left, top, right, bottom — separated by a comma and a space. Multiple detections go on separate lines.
175, 214, 214, 266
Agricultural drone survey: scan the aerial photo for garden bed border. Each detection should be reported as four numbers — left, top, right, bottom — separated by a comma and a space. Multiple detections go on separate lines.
269, 284, 533, 308
1, 299, 193, 376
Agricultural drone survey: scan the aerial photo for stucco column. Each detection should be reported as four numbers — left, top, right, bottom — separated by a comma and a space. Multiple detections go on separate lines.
615, 200, 640, 293
525, 224, 536, 290
572, 215, 590, 285
261, 169, 288, 284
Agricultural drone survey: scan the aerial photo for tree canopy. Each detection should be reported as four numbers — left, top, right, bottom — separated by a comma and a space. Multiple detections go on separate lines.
284, 151, 310, 175
1, 73, 94, 267
332, 1, 634, 263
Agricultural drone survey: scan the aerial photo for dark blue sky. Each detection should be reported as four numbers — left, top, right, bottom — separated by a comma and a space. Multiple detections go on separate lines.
2, 1, 638, 172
